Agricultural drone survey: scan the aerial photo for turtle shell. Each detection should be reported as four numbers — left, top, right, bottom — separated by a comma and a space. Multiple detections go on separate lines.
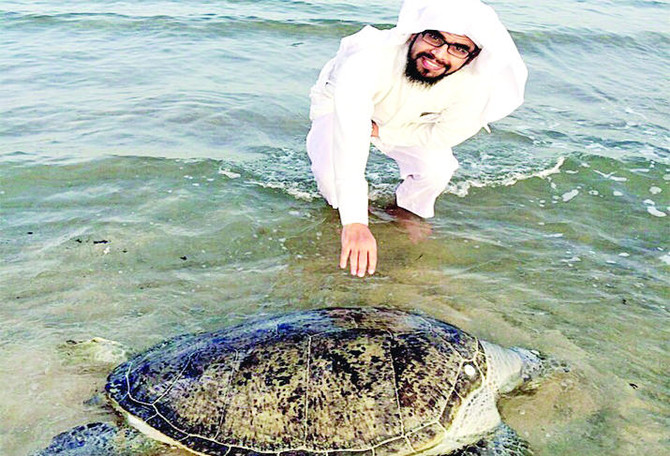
106, 307, 488, 456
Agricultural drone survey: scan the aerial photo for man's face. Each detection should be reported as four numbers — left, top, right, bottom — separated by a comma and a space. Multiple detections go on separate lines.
405, 30, 478, 86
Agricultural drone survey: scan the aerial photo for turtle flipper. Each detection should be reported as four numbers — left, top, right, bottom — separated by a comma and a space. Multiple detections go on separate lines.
32, 422, 155, 456
448, 424, 532, 456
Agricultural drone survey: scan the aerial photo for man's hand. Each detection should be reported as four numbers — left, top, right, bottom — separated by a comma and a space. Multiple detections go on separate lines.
340, 223, 377, 277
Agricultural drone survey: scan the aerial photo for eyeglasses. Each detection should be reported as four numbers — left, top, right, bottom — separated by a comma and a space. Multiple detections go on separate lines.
420, 30, 479, 59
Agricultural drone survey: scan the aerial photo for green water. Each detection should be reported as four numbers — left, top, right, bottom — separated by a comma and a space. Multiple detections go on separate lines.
1, 153, 667, 454
1, 0, 669, 454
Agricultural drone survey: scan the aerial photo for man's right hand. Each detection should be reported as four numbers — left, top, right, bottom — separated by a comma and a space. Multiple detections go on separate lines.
340, 223, 377, 277
371, 120, 379, 138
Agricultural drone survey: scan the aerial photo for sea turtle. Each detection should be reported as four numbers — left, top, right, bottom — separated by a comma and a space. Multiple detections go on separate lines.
34, 307, 552, 456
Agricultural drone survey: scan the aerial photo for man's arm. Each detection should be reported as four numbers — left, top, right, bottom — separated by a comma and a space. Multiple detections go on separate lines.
376, 115, 484, 151
338, 121, 380, 277
329, 54, 380, 275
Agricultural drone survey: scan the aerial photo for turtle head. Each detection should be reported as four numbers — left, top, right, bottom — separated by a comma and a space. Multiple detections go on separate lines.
508, 347, 569, 392
509, 347, 547, 389
482, 342, 568, 394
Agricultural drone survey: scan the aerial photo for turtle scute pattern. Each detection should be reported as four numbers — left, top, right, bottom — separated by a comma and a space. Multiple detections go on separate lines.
106, 307, 488, 456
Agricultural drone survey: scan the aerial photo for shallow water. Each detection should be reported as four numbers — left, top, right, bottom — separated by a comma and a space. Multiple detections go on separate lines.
1, 1, 668, 455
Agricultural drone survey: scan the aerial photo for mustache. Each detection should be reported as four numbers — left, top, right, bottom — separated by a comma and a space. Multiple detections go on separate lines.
416, 52, 450, 72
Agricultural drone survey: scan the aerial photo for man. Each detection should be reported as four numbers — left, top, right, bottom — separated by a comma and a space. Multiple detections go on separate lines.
306, 0, 527, 277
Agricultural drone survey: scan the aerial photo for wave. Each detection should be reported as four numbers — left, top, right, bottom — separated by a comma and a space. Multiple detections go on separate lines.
446, 157, 566, 197
9, 9, 668, 47
217, 155, 568, 204
236, 146, 668, 205
7, 6, 668, 59
212, 140, 571, 205
514, 28, 668, 56
1, 11, 384, 39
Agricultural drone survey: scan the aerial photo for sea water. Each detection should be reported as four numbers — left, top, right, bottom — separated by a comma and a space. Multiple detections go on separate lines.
0, 1, 668, 455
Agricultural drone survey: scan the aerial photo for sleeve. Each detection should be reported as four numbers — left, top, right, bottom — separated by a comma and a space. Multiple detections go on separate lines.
379, 121, 485, 150
376, 79, 491, 150
376, 116, 485, 150
330, 53, 380, 226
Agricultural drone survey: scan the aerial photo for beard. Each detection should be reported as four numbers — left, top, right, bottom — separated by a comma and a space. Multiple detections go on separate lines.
404, 50, 451, 87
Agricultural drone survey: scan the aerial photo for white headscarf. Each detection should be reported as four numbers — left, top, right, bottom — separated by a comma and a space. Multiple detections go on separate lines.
395, 0, 528, 124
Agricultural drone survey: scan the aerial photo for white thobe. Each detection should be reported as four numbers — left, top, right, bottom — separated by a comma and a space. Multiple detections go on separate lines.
307, 26, 491, 226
